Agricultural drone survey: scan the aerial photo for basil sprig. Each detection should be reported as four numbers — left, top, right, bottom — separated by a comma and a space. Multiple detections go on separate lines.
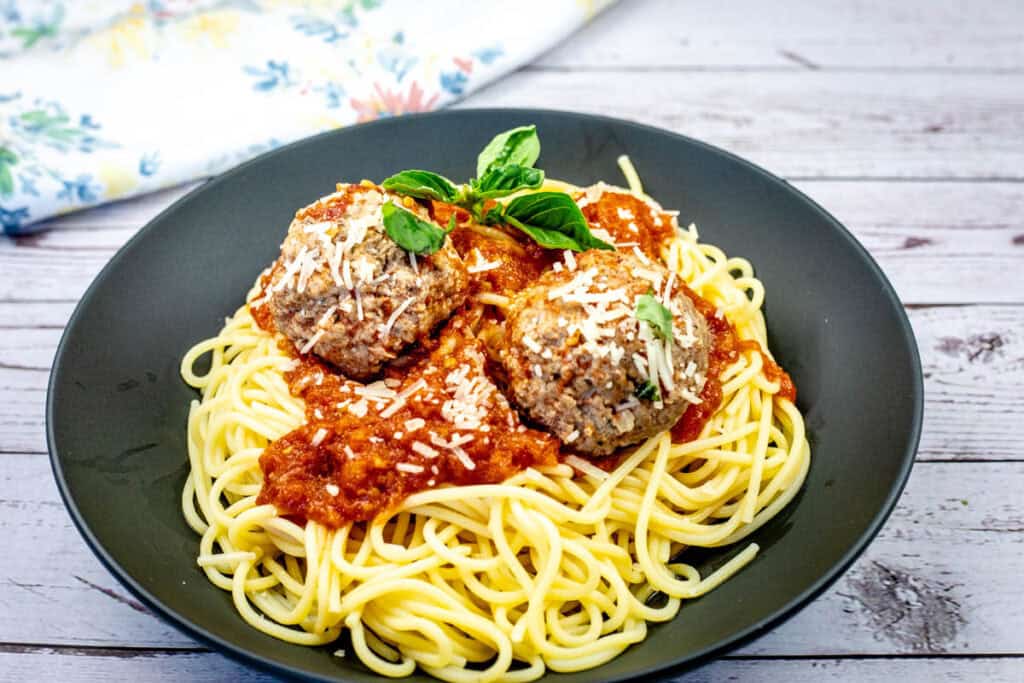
380, 125, 612, 253
476, 125, 541, 177
381, 170, 458, 202
472, 164, 544, 199
381, 201, 449, 255
635, 293, 674, 339
503, 192, 612, 251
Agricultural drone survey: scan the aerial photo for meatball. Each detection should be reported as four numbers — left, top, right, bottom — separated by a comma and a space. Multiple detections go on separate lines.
500, 249, 710, 456
267, 183, 468, 379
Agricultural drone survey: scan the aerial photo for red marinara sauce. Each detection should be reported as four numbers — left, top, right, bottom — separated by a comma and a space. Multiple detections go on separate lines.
670, 284, 797, 443
577, 189, 676, 259
247, 187, 796, 523
433, 201, 557, 297
256, 314, 559, 527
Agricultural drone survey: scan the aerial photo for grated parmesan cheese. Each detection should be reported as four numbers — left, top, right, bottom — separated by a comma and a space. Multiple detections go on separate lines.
316, 305, 337, 329
411, 441, 439, 458
404, 417, 426, 432
300, 329, 325, 355
382, 296, 416, 338
563, 250, 577, 271
521, 335, 542, 354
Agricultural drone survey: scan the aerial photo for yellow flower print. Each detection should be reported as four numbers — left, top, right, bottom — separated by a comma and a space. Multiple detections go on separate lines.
97, 161, 137, 199
576, 0, 609, 20
182, 10, 240, 49
90, 4, 153, 68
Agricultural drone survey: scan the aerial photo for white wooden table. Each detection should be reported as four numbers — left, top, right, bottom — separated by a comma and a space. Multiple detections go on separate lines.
2, 1, 1022, 680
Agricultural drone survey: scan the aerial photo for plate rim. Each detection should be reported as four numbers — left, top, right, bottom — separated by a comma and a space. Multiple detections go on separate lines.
46, 107, 923, 682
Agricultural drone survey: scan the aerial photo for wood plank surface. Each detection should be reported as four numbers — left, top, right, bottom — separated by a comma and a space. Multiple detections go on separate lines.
0, 649, 1020, 683
457, 69, 1024, 179
538, 0, 1024, 70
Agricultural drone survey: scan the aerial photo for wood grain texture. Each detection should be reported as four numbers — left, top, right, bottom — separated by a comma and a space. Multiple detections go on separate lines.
538, 0, 1024, 70
0, 650, 1021, 683
2, 453, 1021, 657
457, 70, 1024, 179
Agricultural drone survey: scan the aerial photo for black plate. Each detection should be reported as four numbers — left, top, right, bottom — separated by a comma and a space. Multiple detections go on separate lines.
48, 109, 922, 681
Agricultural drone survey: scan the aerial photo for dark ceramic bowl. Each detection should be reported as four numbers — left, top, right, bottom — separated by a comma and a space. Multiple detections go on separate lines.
48, 109, 922, 681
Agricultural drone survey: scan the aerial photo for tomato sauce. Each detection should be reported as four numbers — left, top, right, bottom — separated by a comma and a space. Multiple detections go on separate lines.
294, 183, 362, 223
250, 186, 796, 525
578, 190, 676, 259
671, 284, 796, 443
256, 314, 559, 526
433, 201, 557, 298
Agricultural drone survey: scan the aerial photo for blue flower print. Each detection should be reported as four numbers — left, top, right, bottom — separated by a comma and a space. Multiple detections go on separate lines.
18, 173, 38, 196
0, 205, 30, 234
291, 15, 346, 44
378, 48, 417, 82
56, 174, 99, 203
473, 45, 504, 65
244, 61, 296, 92
440, 70, 468, 96
139, 152, 160, 176
313, 82, 345, 109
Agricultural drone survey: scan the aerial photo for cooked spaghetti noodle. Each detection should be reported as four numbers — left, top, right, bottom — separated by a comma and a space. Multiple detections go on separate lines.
181, 163, 810, 682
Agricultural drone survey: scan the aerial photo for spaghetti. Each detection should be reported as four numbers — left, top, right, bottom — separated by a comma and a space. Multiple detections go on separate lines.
180, 162, 810, 682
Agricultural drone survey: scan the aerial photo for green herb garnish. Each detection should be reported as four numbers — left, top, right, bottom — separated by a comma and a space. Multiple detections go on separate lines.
381, 169, 458, 203
635, 293, 674, 339
380, 125, 612, 253
381, 201, 447, 255
476, 125, 541, 177
635, 380, 661, 401
472, 164, 544, 199
504, 192, 613, 252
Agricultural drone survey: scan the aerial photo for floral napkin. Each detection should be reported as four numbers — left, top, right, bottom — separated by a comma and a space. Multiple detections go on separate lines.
0, 0, 612, 235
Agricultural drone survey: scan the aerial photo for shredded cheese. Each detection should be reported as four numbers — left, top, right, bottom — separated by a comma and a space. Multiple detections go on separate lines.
299, 329, 325, 355
411, 441, 439, 459
382, 296, 416, 337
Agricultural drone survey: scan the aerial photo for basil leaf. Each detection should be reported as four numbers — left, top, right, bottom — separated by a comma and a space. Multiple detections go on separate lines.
635, 380, 661, 401
473, 164, 544, 199
503, 192, 614, 252
476, 125, 541, 177
635, 293, 674, 340
381, 201, 447, 254
382, 170, 458, 202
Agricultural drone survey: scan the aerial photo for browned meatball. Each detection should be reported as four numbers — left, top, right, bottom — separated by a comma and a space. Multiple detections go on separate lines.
500, 250, 710, 456
268, 184, 468, 379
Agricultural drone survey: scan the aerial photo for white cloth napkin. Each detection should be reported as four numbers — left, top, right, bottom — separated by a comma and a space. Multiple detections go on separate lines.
0, 0, 612, 235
